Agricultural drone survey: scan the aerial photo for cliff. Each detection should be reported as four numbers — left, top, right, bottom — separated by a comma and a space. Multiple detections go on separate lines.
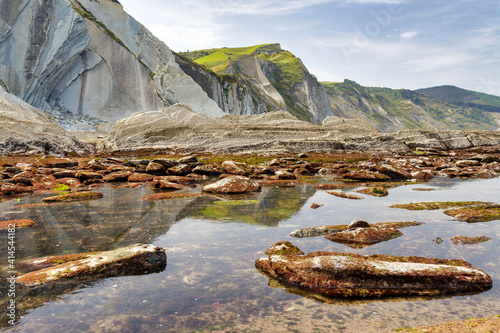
0, 0, 223, 127
180, 44, 334, 123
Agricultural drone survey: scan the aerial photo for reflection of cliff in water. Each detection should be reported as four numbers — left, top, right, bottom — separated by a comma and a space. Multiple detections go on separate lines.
188, 185, 316, 226
0, 186, 217, 269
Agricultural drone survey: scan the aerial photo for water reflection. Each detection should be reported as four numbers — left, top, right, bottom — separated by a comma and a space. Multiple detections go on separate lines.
0, 178, 499, 332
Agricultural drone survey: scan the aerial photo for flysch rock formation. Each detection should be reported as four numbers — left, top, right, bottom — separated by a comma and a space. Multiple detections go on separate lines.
256, 242, 492, 298
0, 86, 90, 155
99, 104, 500, 154
0, 0, 223, 129
17, 243, 166, 286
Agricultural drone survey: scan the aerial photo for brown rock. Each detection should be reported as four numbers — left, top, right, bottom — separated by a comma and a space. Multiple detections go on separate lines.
355, 186, 389, 197
325, 191, 364, 200
348, 220, 370, 229
0, 219, 37, 230
152, 177, 185, 190
17, 244, 166, 286
343, 170, 391, 182
146, 162, 166, 174
411, 170, 435, 181
450, 236, 492, 245
35, 158, 78, 169
202, 176, 261, 194
310, 203, 324, 209
192, 164, 223, 176
75, 171, 102, 182
103, 171, 134, 182
53, 170, 77, 179
275, 170, 296, 179
221, 160, 252, 175
377, 164, 412, 180
128, 173, 155, 182
255, 243, 492, 297
264, 241, 304, 256
41, 191, 103, 203
325, 226, 402, 247
167, 164, 192, 175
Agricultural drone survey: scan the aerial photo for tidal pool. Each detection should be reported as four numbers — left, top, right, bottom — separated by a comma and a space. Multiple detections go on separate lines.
1, 177, 499, 332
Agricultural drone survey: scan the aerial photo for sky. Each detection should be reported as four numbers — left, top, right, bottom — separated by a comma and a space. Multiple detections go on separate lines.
119, 0, 500, 95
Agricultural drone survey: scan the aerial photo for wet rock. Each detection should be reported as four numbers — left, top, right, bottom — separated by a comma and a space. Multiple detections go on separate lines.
75, 171, 102, 182
290, 221, 423, 238
221, 161, 252, 175
0, 219, 37, 230
275, 170, 296, 179
325, 226, 403, 247
103, 171, 134, 182
264, 241, 304, 256
106, 165, 136, 173
152, 177, 185, 190
450, 236, 492, 245
41, 191, 103, 203
151, 159, 179, 169
377, 164, 412, 180
192, 164, 223, 176
128, 173, 155, 182
53, 170, 77, 179
348, 220, 370, 229
444, 204, 500, 223
314, 183, 357, 190
325, 191, 364, 200
178, 155, 198, 164
255, 242, 492, 297
0, 183, 33, 195
355, 187, 389, 197
310, 203, 324, 209
141, 193, 208, 201
87, 159, 106, 170
145, 162, 166, 175
411, 170, 435, 181
456, 160, 481, 167
167, 164, 192, 175
202, 176, 261, 194
17, 244, 166, 286
35, 158, 78, 169
342, 170, 391, 182
160, 175, 196, 185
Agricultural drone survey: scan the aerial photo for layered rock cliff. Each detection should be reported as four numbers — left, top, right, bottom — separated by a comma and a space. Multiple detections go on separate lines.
0, 0, 223, 128
180, 44, 335, 123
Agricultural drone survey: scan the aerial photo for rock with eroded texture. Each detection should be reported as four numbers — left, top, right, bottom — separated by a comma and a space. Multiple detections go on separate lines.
255, 242, 492, 297
17, 244, 166, 286
202, 176, 261, 194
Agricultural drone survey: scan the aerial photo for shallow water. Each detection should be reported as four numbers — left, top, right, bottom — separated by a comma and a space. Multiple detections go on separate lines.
1, 177, 499, 332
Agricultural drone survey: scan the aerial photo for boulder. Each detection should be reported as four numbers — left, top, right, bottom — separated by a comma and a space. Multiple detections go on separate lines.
152, 177, 185, 190
222, 161, 252, 175
128, 173, 154, 182
103, 171, 134, 182
17, 244, 166, 286
377, 164, 412, 180
325, 226, 403, 248
255, 242, 492, 297
145, 162, 166, 174
342, 170, 391, 182
75, 171, 102, 182
202, 176, 261, 194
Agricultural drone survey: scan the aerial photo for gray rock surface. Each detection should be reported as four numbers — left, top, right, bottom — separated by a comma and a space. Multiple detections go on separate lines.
0, 87, 89, 155
99, 104, 500, 154
0, 0, 223, 128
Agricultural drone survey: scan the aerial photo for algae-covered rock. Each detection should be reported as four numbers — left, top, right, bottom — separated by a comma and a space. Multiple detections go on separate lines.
41, 191, 103, 203
202, 176, 261, 194
256, 242, 492, 297
0, 219, 37, 230
325, 226, 403, 248
17, 244, 166, 286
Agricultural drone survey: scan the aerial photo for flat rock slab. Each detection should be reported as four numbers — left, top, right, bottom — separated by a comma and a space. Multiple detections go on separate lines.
41, 191, 103, 203
391, 201, 491, 211
290, 222, 423, 238
141, 193, 208, 201
325, 226, 402, 248
256, 243, 492, 297
450, 236, 492, 245
0, 219, 37, 230
444, 204, 500, 222
202, 176, 261, 194
17, 244, 166, 286
325, 191, 363, 200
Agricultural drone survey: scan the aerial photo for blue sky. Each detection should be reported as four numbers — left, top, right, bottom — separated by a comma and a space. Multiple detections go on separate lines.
119, 0, 500, 95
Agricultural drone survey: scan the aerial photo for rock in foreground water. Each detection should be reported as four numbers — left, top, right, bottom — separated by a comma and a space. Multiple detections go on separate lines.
256, 242, 492, 297
202, 176, 261, 194
17, 244, 166, 286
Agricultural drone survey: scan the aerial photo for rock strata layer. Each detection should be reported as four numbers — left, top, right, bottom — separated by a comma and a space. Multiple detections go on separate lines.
255, 242, 492, 297
17, 244, 166, 286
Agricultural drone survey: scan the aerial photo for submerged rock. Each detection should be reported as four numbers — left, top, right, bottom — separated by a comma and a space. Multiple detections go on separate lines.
17, 244, 166, 286
256, 242, 492, 297
290, 221, 423, 238
0, 219, 37, 230
202, 176, 261, 194
41, 191, 103, 203
325, 225, 403, 248
450, 236, 492, 245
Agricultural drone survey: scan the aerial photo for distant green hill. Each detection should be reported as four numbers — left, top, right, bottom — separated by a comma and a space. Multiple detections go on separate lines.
321, 80, 499, 132
416, 85, 500, 113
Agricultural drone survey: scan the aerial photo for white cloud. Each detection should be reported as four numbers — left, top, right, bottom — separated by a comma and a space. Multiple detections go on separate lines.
399, 31, 418, 39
